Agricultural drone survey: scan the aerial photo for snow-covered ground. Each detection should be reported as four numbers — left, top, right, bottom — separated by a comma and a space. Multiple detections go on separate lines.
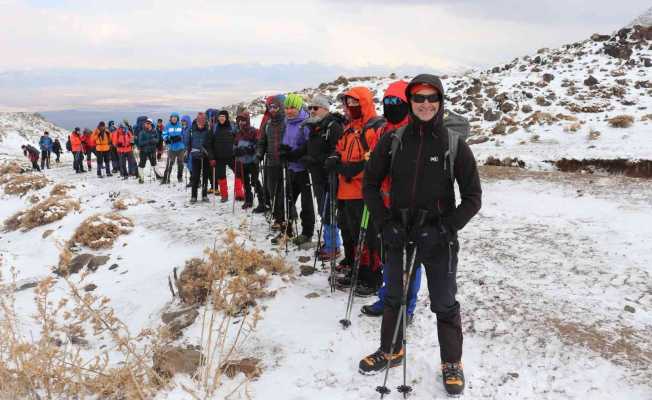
1, 154, 650, 399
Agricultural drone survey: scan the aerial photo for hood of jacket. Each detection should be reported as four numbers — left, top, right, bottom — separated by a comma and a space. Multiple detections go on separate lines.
343, 86, 377, 128
405, 74, 445, 131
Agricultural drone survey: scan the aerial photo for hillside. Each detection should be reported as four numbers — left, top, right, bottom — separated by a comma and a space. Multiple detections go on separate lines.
0, 112, 69, 156
228, 18, 652, 177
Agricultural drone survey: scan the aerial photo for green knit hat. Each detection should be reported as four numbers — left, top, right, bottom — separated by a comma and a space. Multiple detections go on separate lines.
284, 93, 304, 110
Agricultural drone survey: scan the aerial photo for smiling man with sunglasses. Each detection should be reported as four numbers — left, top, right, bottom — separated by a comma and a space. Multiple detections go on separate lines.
360, 74, 482, 396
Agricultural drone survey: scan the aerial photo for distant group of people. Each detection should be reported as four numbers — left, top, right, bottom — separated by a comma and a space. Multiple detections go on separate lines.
22, 74, 482, 396
20, 131, 62, 171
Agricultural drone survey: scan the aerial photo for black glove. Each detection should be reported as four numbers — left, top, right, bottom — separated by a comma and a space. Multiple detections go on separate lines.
299, 155, 316, 166
338, 162, 364, 181
324, 154, 340, 172
279, 144, 292, 160
382, 220, 406, 249
245, 146, 256, 155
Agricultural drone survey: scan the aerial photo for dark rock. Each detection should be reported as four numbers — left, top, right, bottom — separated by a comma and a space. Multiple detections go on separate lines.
584, 75, 599, 86
300, 265, 317, 276
463, 102, 474, 111
494, 93, 509, 104
153, 347, 202, 377
109, 263, 119, 270
590, 33, 610, 42
536, 96, 551, 107
16, 280, 38, 292
161, 304, 198, 324
87, 255, 110, 272
65, 254, 94, 275
616, 28, 631, 40
449, 95, 463, 105
297, 256, 311, 263
83, 284, 97, 292
604, 43, 632, 60
624, 305, 636, 313
491, 124, 506, 135
305, 292, 320, 299
643, 58, 652, 68
165, 309, 199, 333
483, 110, 502, 122
467, 136, 489, 145
70, 335, 89, 347
542, 73, 555, 83
42, 230, 54, 239
500, 102, 516, 113
521, 104, 533, 113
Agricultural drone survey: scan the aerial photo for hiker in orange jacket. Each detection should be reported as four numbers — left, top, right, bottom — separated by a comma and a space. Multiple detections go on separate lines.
92, 121, 112, 177
112, 124, 137, 179
325, 86, 384, 295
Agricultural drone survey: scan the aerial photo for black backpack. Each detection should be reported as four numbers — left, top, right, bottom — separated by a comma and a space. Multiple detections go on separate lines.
66, 136, 72, 151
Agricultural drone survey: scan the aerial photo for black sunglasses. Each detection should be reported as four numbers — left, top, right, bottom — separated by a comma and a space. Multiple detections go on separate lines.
411, 94, 442, 104
308, 106, 321, 111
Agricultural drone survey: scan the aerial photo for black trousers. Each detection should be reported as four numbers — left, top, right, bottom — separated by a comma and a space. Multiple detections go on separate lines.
380, 230, 462, 363
138, 151, 157, 168
190, 156, 210, 198
96, 151, 111, 175
73, 151, 84, 172
237, 162, 263, 204
287, 169, 315, 237
265, 165, 284, 222
54, 151, 60, 162
40, 150, 51, 169
119, 152, 137, 177
338, 198, 380, 286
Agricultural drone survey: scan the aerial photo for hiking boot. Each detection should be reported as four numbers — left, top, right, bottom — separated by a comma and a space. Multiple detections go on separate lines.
201, 197, 210, 203
242, 202, 252, 210
252, 204, 268, 213
138, 177, 144, 184
292, 234, 312, 246
361, 304, 383, 317
107, 173, 113, 177
334, 275, 352, 290
98, 174, 104, 178
336, 259, 352, 274
355, 284, 378, 297
190, 197, 197, 204
271, 229, 294, 245
358, 348, 404, 375
318, 247, 341, 262
441, 362, 465, 396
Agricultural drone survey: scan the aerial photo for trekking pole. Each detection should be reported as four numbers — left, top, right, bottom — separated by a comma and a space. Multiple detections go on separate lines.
329, 172, 337, 293
377, 209, 428, 399
340, 206, 369, 329
282, 162, 289, 254
286, 163, 298, 243
212, 166, 217, 207
232, 159, 236, 215
312, 191, 328, 272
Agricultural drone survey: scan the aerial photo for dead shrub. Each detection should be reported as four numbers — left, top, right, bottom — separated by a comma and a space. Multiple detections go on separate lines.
112, 196, 142, 211
3, 173, 49, 196
50, 183, 75, 196
608, 115, 634, 128
72, 213, 134, 249
4, 195, 80, 232
0, 261, 167, 399
588, 130, 601, 141
177, 231, 290, 398
564, 122, 582, 133
0, 161, 25, 176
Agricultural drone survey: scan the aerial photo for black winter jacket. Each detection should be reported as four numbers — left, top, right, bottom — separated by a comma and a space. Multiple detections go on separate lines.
204, 122, 234, 160
363, 74, 482, 232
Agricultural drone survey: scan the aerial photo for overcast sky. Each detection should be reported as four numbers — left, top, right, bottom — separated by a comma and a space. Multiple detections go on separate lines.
0, 0, 649, 111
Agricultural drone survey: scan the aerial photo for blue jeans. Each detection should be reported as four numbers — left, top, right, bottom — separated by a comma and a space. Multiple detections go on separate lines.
371, 263, 422, 316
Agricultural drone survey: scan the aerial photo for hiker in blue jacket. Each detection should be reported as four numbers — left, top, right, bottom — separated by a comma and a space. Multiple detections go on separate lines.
161, 112, 186, 184
39, 131, 53, 169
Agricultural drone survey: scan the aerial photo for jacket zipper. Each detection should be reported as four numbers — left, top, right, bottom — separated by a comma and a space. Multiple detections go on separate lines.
410, 125, 425, 209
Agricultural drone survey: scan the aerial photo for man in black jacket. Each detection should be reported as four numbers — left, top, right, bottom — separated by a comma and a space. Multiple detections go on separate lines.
300, 94, 345, 259
358, 74, 482, 396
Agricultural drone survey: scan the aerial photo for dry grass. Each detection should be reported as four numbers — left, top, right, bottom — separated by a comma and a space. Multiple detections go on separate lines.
71, 213, 134, 250
112, 197, 142, 211
176, 231, 291, 398
608, 115, 634, 128
3, 173, 49, 196
50, 183, 75, 197
588, 130, 601, 141
564, 122, 582, 133
0, 161, 25, 179
4, 195, 80, 232
0, 260, 168, 399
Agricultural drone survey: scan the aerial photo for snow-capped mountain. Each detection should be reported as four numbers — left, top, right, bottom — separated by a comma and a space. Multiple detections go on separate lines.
0, 112, 69, 156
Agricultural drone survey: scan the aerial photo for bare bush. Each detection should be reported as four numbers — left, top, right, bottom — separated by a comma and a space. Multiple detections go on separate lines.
608, 115, 634, 128
71, 213, 134, 250
50, 183, 75, 197
3, 174, 49, 196
4, 195, 80, 232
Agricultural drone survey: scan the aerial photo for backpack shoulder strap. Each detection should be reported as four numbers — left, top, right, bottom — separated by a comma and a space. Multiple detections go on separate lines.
443, 111, 470, 184
359, 116, 386, 152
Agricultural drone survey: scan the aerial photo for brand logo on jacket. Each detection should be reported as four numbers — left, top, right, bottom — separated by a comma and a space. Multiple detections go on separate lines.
430, 156, 439, 162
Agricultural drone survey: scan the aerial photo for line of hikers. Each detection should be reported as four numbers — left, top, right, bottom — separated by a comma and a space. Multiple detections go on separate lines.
27, 74, 481, 396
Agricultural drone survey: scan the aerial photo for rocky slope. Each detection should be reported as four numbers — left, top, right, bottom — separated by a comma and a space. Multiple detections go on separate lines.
227, 11, 652, 176
0, 112, 69, 156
